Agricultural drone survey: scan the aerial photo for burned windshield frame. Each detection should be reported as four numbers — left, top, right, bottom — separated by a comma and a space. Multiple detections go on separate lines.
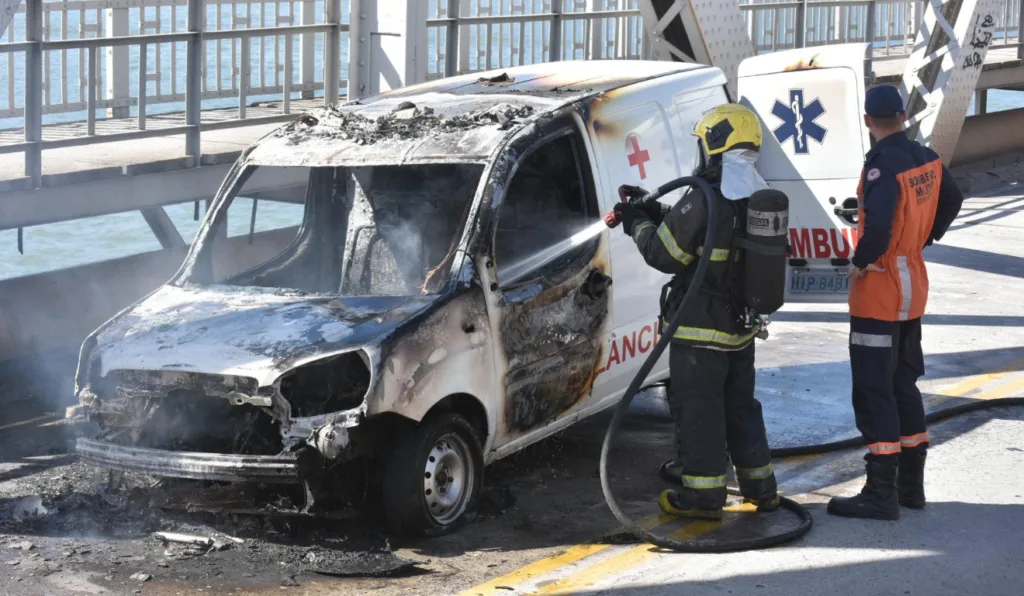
176, 162, 484, 297
336, 163, 485, 297
174, 165, 318, 288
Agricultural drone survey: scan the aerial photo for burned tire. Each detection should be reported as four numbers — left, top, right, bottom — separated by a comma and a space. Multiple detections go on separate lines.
382, 413, 484, 537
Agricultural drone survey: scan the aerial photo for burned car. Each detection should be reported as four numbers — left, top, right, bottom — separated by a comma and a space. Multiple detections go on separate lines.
72, 49, 874, 535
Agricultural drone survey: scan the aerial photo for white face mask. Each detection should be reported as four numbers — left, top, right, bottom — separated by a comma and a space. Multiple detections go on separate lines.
720, 149, 769, 200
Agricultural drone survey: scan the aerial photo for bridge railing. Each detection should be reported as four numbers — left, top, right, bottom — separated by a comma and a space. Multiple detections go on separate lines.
0, 0, 345, 186
740, 0, 1024, 63
424, 0, 648, 80
1, 0, 1021, 190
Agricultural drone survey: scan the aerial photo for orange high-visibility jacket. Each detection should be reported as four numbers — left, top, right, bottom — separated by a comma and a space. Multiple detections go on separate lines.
849, 134, 964, 322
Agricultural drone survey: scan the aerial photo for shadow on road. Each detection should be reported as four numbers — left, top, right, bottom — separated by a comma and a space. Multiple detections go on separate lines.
948, 191, 1024, 232
924, 243, 1024, 279
0, 350, 1020, 594
567, 501, 1024, 596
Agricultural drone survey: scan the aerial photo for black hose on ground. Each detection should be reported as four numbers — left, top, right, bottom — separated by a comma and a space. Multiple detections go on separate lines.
599, 176, 815, 553
772, 397, 1024, 456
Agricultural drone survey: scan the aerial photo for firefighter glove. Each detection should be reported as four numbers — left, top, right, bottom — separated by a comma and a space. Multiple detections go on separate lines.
618, 184, 649, 202
613, 202, 647, 236
638, 200, 671, 225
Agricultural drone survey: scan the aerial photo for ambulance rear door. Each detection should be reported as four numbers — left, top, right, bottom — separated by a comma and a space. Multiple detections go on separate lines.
737, 43, 871, 302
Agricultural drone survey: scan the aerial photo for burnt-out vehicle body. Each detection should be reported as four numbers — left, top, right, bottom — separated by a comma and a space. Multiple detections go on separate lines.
72, 48, 873, 535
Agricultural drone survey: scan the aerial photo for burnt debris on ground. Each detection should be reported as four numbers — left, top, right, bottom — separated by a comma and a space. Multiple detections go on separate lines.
276, 103, 536, 146
0, 418, 421, 592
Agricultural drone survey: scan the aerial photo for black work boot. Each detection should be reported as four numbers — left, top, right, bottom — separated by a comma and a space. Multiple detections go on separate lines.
897, 447, 927, 509
658, 488, 724, 520
737, 471, 781, 513
827, 460, 900, 520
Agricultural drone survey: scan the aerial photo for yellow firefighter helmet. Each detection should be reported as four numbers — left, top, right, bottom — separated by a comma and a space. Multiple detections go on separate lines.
692, 104, 763, 156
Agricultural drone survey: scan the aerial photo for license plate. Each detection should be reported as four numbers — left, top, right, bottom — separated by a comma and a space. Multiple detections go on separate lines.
789, 270, 850, 293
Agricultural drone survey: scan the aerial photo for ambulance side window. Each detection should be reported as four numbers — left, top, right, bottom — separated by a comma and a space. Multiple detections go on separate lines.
494, 131, 598, 287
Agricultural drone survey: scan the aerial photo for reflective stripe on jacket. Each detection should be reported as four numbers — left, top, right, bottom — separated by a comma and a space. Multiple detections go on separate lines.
629, 181, 753, 351
849, 134, 964, 322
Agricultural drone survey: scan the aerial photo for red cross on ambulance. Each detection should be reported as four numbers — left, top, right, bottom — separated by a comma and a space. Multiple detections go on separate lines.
626, 134, 651, 179
592, 107, 682, 199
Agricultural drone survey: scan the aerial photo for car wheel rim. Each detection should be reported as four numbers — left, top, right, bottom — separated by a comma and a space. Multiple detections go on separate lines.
423, 432, 473, 525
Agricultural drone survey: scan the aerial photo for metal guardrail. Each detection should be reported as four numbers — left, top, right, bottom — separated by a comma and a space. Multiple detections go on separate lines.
425, 0, 648, 80
0, 0, 345, 185
0, 0, 1021, 189
421, 1, 1023, 82
740, 0, 1023, 63
0, 1, 340, 121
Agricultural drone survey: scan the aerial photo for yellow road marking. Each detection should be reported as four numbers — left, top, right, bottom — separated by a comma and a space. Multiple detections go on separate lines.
974, 373, 1024, 400
935, 359, 1024, 399
530, 522, 718, 595
462, 364, 1024, 596
457, 544, 609, 596
937, 371, 1014, 398
779, 453, 819, 464
531, 504, 755, 595
457, 514, 674, 596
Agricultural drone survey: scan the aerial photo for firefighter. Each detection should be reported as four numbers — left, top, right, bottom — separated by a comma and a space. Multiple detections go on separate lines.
827, 85, 964, 520
612, 104, 779, 519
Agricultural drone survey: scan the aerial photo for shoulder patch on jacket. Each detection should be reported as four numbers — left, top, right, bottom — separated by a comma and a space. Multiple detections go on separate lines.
866, 168, 881, 181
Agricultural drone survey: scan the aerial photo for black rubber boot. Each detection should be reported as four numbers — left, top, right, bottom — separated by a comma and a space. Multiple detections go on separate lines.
897, 447, 927, 509
738, 474, 781, 513
658, 488, 724, 520
827, 461, 900, 520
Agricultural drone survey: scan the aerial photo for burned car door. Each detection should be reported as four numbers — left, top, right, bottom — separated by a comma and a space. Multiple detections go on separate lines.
484, 123, 612, 449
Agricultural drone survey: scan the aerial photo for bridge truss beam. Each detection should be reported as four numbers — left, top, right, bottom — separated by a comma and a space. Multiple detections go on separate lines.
637, 0, 755, 98
901, 0, 1003, 163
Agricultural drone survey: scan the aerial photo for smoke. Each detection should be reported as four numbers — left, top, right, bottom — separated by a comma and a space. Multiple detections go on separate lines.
343, 163, 480, 296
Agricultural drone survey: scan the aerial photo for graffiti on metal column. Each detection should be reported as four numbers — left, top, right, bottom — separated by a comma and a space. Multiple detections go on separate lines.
964, 14, 995, 69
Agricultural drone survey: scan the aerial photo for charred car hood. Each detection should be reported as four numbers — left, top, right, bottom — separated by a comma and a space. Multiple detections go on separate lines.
93, 284, 436, 386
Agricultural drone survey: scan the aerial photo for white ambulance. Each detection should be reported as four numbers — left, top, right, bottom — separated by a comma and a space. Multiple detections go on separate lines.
73, 43, 869, 535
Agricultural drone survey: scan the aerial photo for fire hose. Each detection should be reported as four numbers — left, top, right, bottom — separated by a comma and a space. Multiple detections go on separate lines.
599, 175, 814, 553
601, 175, 1024, 552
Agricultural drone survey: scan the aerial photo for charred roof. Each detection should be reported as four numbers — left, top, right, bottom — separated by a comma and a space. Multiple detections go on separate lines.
367, 60, 709, 102
247, 60, 712, 167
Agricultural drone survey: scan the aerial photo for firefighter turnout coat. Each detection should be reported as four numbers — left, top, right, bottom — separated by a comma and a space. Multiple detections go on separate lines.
629, 180, 754, 351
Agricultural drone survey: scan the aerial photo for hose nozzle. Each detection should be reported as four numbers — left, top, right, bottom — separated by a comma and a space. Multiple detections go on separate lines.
604, 184, 653, 228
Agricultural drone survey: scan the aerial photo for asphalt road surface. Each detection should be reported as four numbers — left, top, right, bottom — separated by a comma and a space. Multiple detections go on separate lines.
1, 175, 1022, 596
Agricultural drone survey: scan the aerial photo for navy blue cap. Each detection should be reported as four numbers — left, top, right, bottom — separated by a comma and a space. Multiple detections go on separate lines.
865, 85, 905, 117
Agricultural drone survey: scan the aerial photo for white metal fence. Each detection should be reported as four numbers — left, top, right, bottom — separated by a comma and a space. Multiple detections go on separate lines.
1, 0, 1022, 188
740, 0, 1023, 58
0, 0, 343, 121
424, 0, 648, 80
0, 0, 344, 185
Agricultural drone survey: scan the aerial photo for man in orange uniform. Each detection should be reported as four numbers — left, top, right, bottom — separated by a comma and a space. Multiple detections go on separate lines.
827, 86, 964, 520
